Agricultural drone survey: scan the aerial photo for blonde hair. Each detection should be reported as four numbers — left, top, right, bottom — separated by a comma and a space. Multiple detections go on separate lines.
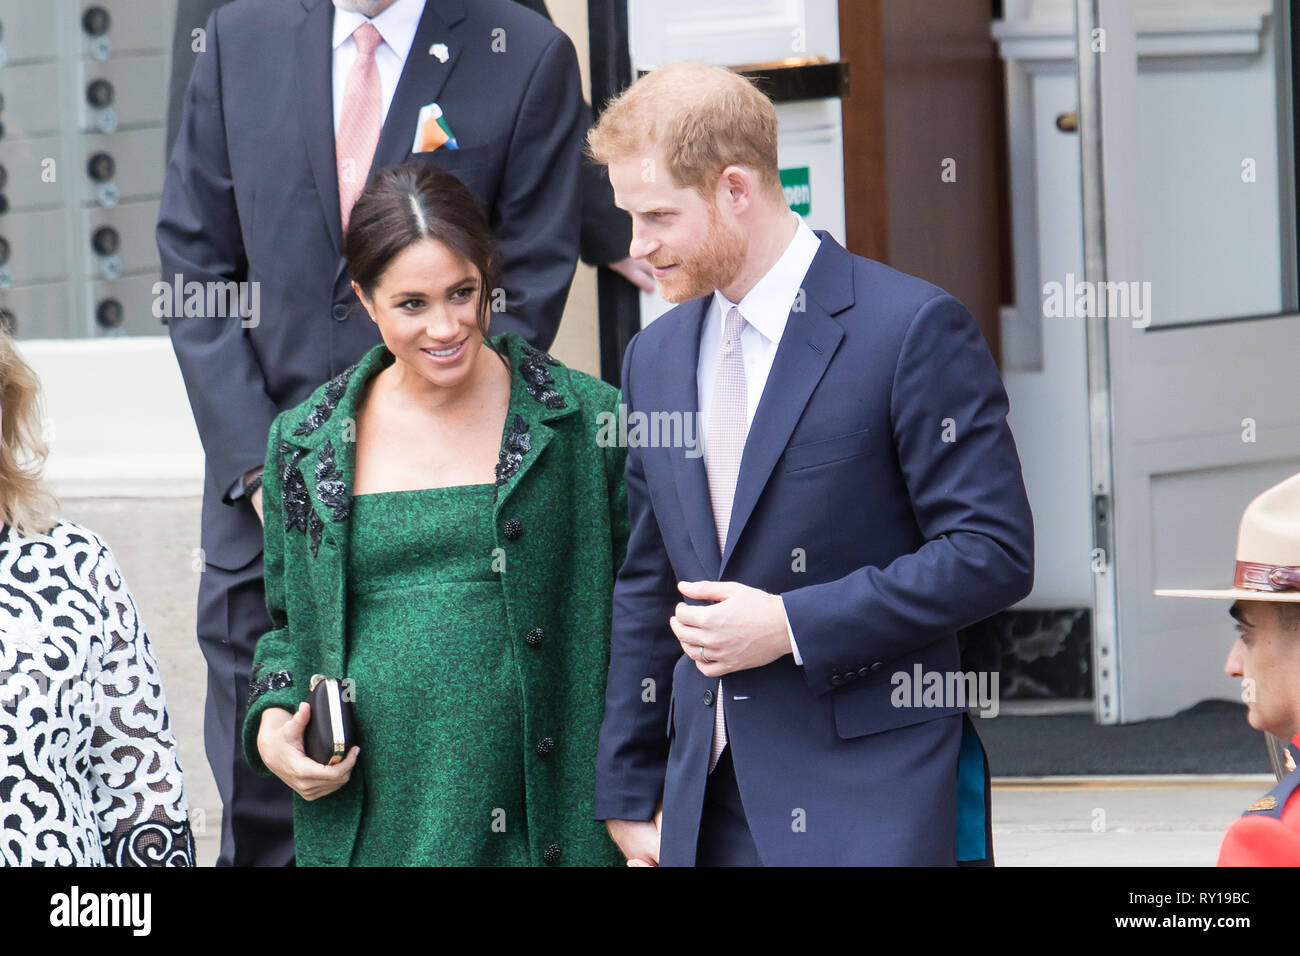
587, 60, 782, 200
0, 331, 58, 537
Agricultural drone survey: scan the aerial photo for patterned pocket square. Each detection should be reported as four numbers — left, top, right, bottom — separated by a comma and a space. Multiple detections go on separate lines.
412, 101, 459, 153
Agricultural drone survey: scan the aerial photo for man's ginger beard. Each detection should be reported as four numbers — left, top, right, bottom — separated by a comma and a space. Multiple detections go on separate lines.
653, 200, 749, 303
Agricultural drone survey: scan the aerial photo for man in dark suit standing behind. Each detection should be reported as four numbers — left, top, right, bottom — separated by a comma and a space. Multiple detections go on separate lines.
166, 0, 651, 294
158, 0, 584, 865
590, 61, 1034, 866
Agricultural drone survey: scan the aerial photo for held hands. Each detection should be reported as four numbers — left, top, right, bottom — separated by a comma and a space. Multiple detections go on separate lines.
257, 702, 359, 801
606, 804, 663, 866
670, 580, 792, 678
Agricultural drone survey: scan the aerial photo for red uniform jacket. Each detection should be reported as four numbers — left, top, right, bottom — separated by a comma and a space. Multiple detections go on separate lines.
1217, 734, 1300, 867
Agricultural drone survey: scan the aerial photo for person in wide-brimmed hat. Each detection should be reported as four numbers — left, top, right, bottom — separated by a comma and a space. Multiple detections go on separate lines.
1156, 471, 1300, 866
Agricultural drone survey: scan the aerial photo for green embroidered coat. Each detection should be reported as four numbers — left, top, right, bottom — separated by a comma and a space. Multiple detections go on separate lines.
241, 331, 628, 867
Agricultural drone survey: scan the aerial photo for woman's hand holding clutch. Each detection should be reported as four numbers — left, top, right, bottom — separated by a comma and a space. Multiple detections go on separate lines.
258, 701, 359, 801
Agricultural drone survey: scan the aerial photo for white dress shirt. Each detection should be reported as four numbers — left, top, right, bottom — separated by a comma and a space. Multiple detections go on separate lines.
332, 0, 426, 136
697, 211, 821, 664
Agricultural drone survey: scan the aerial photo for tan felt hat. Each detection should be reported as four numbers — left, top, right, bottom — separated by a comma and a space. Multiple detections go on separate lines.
1156, 472, 1300, 601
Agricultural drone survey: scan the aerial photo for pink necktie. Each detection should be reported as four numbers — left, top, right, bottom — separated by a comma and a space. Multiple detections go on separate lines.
336, 22, 383, 235
704, 306, 747, 774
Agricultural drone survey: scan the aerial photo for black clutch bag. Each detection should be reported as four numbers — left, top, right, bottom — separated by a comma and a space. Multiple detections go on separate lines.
305, 674, 359, 766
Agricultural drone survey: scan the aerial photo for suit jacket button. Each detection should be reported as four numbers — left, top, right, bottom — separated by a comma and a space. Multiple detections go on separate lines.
830, 674, 843, 686
543, 843, 562, 864
503, 517, 524, 540
331, 303, 349, 322
844, 670, 858, 682
703, 689, 714, 706
857, 666, 871, 677
526, 627, 544, 647
870, 661, 883, 671
536, 736, 555, 756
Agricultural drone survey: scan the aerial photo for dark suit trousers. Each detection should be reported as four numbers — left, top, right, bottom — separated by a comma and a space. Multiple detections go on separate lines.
196, 552, 295, 866
695, 746, 762, 866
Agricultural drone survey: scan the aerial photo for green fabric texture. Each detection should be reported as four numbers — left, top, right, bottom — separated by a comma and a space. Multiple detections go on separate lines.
241, 331, 628, 867
347, 484, 529, 865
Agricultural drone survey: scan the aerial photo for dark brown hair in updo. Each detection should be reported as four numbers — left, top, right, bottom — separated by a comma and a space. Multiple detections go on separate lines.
343, 162, 505, 363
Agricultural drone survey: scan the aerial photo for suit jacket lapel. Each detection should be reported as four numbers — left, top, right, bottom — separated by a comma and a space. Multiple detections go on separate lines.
660, 298, 722, 577
370, 0, 465, 175
719, 232, 853, 577
296, 0, 343, 256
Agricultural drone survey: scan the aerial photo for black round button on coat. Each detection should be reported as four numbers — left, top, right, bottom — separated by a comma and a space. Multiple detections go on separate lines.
525, 627, 544, 647
857, 666, 871, 678
702, 689, 714, 706
536, 737, 554, 756
830, 674, 843, 687
331, 303, 349, 321
870, 661, 883, 671
543, 844, 562, 864
503, 518, 523, 540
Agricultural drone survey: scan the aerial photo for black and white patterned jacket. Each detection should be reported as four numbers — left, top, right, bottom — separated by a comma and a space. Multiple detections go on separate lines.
0, 519, 194, 866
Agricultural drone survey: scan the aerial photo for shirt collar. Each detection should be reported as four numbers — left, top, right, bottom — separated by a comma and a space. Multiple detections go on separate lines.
332, 0, 425, 61
712, 212, 822, 346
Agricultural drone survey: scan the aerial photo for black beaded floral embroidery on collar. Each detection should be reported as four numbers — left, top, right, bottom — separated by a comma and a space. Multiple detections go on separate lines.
281, 442, 311, 535
281, 441, 326, 557
495, 414, 531, 493
292, 359, 360, 438
315, 439, 350, 524
518, 344, 566, 410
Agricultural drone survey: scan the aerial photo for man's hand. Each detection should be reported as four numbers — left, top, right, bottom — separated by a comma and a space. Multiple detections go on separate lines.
257, 702, 359, 801
606, 805, 663, 866
670, 581, 791, 677
251, 486, 264, 525
607, 256, 656, 293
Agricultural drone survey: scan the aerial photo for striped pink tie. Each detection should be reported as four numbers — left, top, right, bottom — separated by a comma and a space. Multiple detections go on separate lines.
336, 22, 383, 236
704, 306, 747, 774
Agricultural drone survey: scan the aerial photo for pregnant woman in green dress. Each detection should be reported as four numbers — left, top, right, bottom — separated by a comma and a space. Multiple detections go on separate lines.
241, 163, 628, 866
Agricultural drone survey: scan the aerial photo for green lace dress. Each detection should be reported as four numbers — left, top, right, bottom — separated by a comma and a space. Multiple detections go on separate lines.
344, 483, 530, 866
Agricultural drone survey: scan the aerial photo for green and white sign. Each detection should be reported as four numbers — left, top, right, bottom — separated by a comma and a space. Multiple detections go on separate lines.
780, 166, 812, 216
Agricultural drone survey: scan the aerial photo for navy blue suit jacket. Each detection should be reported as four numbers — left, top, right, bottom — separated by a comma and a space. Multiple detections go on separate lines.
594, 233, 1034, 865
157, 0, 583, 571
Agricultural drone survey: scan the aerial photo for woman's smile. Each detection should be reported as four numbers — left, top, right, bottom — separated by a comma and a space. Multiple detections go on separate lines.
420, 337, 468, 364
